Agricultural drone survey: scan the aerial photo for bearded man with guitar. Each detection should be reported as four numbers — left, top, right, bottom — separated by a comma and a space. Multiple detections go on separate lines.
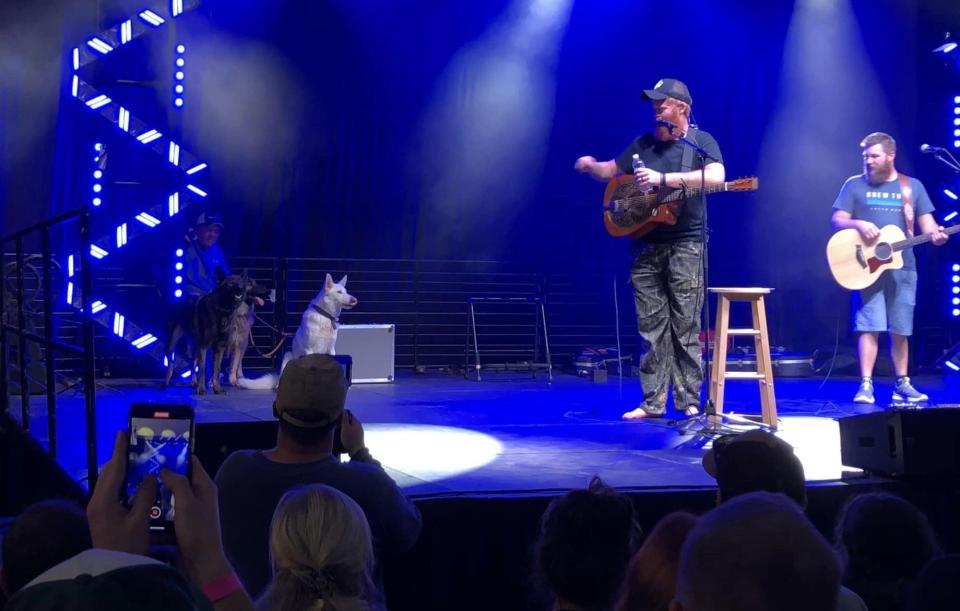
574, 78, 725, 420
830, 132, 948, 405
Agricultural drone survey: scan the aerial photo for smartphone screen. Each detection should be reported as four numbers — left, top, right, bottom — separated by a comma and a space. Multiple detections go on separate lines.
126, 404, 194, 531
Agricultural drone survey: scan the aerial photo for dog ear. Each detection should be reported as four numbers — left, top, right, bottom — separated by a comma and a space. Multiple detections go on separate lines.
338, 275, 348, 286
325, 273, 334, 288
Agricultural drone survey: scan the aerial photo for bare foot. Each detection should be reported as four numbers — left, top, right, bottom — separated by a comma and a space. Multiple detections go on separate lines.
622, 407, 662, 420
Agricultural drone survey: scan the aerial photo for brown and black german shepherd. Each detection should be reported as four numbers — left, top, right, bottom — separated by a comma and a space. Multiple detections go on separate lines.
163, 271, 267, 394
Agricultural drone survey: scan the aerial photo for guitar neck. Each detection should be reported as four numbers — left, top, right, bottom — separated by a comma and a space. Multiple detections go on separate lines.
660, 182, 734, 203
892, 224, 960, 251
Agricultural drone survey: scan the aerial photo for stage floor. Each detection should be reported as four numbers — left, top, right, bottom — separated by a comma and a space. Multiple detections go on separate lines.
14, 371, 960, 497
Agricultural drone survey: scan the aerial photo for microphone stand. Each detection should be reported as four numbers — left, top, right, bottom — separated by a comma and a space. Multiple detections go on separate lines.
929, 149, 960, 174
670, 129, 770, 438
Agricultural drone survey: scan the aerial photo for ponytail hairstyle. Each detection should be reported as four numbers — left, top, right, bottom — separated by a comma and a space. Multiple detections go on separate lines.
256, 485, 380, 611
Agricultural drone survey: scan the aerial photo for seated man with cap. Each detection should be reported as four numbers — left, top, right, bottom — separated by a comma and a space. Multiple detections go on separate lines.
214, 354, 422, 600
183, 211, 231, 300
701, 430, 868, 611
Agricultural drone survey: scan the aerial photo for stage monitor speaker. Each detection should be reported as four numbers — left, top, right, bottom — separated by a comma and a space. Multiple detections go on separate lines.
195, 420, 277, 477
838, 408, 960, 477
0, 412, 87, 515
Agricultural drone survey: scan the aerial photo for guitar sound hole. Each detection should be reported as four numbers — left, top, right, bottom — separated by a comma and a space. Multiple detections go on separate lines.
874, 243, 892, 261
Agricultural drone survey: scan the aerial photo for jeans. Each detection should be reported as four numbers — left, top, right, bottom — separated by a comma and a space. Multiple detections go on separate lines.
630, 241, 705, 414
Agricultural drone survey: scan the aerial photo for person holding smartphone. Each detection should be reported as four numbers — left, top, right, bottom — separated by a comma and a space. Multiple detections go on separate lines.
214, 354, 422, 600
5, 430, 254, 611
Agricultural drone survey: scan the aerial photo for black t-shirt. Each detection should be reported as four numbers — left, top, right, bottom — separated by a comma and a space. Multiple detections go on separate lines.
615, 129, 723, 243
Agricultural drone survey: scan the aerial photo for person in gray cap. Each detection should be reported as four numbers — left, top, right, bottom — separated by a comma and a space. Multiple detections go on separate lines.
574, 78, 725, 420
214, 354, 421, 601
183, 211, 231, 299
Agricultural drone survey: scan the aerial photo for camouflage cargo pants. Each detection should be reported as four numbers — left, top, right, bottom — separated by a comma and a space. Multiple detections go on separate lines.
630, 241, 704, 414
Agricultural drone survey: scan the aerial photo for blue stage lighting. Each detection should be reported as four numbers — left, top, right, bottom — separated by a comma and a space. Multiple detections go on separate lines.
945, 211, 958, 222
92, 197, 102, 206
175, 276, 183, 284
175, 84, 184, 94
132, 334, 158, 349
93, 184, 102, 193
120, 20, 132, 45
135, 212, 161, 227
113, 312, 125, 337
174, 98, 184, 108
175, 71, 184, 81
139, 10, 165, 27
944, 189, 957, 200
176, 58, 185, 67
174, 289, 183, 298
86, 38, 113, 55
177, 44, 186, 54
168, 142, 181, 166
136, 129, 162, 144
86, 95, 111, 110
176, 248, 184, 257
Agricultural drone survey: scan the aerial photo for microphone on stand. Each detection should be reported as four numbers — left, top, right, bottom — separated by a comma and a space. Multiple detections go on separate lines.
920, 144, 946, 154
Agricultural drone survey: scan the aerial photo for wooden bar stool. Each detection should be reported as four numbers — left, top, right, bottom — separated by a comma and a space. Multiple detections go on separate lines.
708, 288, 778, 429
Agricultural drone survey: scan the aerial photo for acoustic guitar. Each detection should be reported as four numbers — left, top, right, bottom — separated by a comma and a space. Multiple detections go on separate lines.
826, 224, 960, 290
603, 176, 759, 239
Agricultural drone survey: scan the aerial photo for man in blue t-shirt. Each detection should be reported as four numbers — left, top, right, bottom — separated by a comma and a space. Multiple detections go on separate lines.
831, 132, 949, 404
575, 78, 725, 420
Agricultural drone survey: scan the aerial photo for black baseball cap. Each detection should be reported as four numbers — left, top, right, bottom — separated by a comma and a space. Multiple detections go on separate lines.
702, 430, 807, 507
641, 78, 693, 106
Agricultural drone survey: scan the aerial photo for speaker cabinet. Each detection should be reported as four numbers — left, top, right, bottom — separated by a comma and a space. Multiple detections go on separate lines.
838, 408, 960, 477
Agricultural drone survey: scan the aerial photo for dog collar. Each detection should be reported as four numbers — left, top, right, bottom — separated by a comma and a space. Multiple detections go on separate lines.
311, 303, 339, 326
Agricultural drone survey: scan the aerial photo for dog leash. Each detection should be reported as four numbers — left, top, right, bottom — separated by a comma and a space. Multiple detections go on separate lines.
249, 313, 292, 358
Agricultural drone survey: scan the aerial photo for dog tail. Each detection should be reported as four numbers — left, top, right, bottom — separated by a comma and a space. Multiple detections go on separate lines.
235, 373, 279, 390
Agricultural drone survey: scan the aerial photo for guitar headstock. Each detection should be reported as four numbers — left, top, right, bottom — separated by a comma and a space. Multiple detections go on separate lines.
727, 177, 759, 192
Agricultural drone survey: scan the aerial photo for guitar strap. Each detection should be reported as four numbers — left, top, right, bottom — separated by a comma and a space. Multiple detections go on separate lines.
681, 127, 698, 173
898, 173, 915, 238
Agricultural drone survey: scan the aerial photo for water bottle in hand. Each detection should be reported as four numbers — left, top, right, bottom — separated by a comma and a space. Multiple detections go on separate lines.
632, 154, 653, 193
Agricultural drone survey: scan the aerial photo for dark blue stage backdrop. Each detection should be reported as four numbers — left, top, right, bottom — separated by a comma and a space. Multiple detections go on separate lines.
1, 0, 958, 360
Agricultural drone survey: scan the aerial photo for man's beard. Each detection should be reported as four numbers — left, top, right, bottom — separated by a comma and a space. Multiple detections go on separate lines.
866, 163, 893, 183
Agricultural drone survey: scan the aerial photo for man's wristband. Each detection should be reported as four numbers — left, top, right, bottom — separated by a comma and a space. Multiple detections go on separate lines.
660, 173, 668, 188
202, 571, 244, 603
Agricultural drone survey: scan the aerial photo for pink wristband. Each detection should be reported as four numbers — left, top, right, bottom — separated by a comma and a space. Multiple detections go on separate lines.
202, 571, 243, 603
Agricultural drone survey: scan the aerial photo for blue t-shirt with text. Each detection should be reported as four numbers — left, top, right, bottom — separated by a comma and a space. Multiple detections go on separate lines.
832, 174, 934, 270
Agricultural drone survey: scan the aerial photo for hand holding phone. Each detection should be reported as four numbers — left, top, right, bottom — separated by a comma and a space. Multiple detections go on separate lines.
87, 430, 157, 555
126, 403, 195, 531
159, 458, 234, 585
